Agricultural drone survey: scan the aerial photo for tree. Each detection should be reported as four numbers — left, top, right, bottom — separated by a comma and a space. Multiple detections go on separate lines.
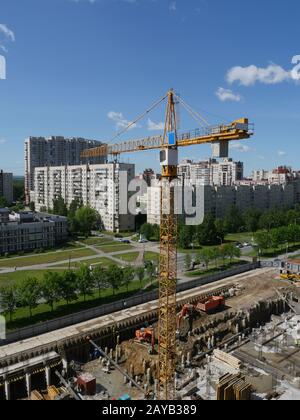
75, 206, 101, 237
0, 286, 18, 322
178, 225, 194, 249
184, 253, 192, 271
224, 206, 244, 233
59, 270, 78, 304
254, 230, 271, 254
146, 262, 157, 285
0, 196, 8, 208
106, 265, 123, 295
244, 208, 261, 234
224, 243, 241, 262
122, 267, 135, 293
29, 202, 35, 212
152, 224, 160, 242
13, 179, 25, 202
19, 277, 41, 317
76, 265, 94, 302
140, 223, 154, 241
53, 196, 68, 217
40, 272, 61, 311
92, 265, 107, 298
211, 247, 221, 268
136, 267, 145, 288
197, 214, 219, 246
198, 248, 213, 270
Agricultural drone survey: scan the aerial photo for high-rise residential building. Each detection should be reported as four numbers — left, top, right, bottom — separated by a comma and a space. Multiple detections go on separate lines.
178, 158, 243, 186
24, 136, 105, 204
252, 166, 296, 185
34, 163, 135, 232
0, 170, 13, 204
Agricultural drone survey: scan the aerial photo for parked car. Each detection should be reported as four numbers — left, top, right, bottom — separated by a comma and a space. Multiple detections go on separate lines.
122, 239, 130, 244
139, 239, 148, 244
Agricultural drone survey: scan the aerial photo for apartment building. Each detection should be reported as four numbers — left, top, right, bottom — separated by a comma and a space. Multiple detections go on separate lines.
178, 158, 243, 186
34, 163, 135, 232
0, 210, 68, 255
24, 136, 105, 204
146, 181, 298, 225
0, 170, 13, 204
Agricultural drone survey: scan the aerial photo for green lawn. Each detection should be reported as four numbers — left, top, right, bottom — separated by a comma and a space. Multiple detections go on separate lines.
145, 251, 159, 263
69, 257, 118, 268
0, 241, 81, 261
102, 231, 135, 238
185, 260, 248, 278
246, 243, 300, 259
4, 277, 150, 331
99, 244, 133, 253
117, 252, 139, 263
0, 248, 97, 268
225, 232, 253, 243
0, 269, 67, 287
95, 241, 121, 248
78, 237, 115, 246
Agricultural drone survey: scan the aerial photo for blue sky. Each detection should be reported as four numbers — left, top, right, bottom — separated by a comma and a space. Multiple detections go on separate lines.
1, 0, 300, 175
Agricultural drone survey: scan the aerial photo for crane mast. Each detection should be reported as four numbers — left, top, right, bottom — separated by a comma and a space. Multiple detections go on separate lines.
81, 90, 254, 400
158, 90, 178, 400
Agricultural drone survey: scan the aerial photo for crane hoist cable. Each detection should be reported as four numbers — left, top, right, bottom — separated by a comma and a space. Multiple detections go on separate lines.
174, 94, 210, 128
108, 93, 168, 145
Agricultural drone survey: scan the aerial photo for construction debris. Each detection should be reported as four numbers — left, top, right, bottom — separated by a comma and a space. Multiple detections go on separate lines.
213, 350, 242, 370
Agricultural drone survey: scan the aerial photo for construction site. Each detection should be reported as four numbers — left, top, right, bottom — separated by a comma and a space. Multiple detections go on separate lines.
1, 265, 300, 401
1, 91, 300, 401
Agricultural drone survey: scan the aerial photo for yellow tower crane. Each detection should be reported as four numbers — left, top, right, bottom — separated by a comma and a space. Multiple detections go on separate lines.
81, 90, 254, 400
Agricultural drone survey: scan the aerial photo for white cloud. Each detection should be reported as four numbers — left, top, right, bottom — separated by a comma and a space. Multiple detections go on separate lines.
227, 64, 291, 86
215, 87, 242, 102
0, 24, 15, 42
0, 139, 7, 145
231, 142, 253, 153
147, 118, 164, 131
277, 150, 287, 157
169, 1, 177, 11
107, 111, 139, 130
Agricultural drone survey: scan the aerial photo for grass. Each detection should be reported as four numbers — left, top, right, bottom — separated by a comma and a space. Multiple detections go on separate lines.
102, 231, 135, 238
0, 269, 67, 287
117, 252, 139, 263
0, 241, 81, 261
0, 248, 97, 268
4, 277, 150, 331
95, 241, 121, 248
246, 243, 300, 259
70, 257, 118, 268
185, 259, 248, 278
78, 237, 115, 246
225, 232, 254, 243
98, 244, 133, 253
145, 251, 159, 263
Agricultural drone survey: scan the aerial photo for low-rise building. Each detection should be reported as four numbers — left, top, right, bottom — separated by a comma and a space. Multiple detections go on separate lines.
0, 210, 68, 255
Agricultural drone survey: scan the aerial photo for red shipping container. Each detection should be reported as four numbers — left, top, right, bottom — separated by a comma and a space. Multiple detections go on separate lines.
77, 373, 96, 395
